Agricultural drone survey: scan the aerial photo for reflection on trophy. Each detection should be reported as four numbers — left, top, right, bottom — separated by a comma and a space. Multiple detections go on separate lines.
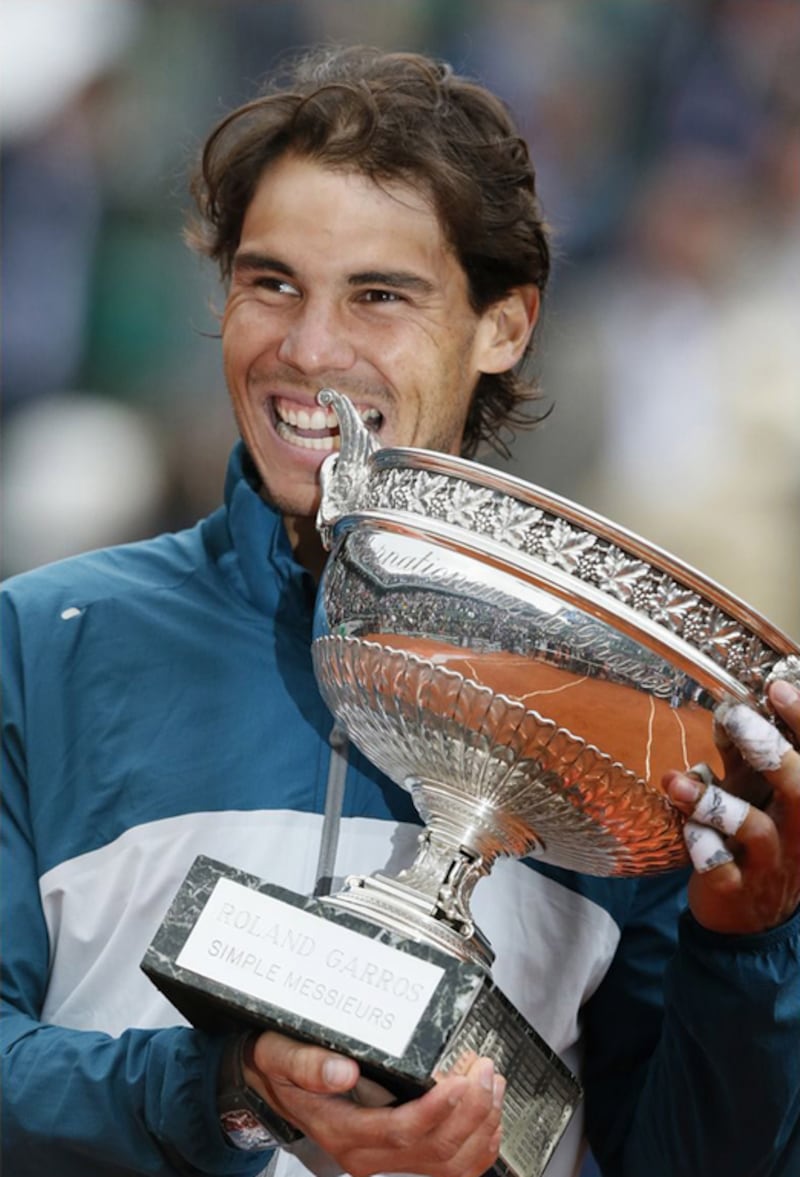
143, 388, 799, 1177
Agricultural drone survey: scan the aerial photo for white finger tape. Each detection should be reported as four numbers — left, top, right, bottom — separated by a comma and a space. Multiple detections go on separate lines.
714, 702, 792, 772
690, 784, 750, 836
683, 820, 734, 874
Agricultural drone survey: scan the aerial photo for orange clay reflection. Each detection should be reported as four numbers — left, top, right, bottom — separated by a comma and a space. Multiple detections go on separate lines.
364, 634, 722, 787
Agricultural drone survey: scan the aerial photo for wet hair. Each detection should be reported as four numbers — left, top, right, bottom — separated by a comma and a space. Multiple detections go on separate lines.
187, 45, 551, 458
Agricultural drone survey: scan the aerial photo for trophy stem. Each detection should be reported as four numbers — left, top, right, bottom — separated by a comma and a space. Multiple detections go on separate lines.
326, 821, 496, 970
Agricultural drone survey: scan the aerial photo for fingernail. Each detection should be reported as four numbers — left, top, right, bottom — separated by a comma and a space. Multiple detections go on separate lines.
492, 1074, 506, 1109
667, 775, 700, 805
323, 1057, 356, 1087
479, 1059, 495, 1091
770, 680, 798, 708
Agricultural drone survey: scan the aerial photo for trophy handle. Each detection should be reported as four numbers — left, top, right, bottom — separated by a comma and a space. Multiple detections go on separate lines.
316, 388, 379, 550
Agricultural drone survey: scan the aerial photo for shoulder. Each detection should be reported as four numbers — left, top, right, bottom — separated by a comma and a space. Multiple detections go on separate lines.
2, 522, 213, 620
0, 520, 235, 675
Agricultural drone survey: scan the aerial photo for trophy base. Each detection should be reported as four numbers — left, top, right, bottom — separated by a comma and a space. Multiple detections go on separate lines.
142, 856, 581, 1177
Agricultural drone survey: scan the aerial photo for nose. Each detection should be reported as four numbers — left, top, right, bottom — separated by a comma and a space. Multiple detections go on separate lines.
277, 298, 357, 375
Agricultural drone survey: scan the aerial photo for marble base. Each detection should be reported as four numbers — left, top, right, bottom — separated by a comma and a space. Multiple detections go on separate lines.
142, 855, 580, 1176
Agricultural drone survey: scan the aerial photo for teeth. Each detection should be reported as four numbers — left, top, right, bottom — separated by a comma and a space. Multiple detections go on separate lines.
276, 421, 341, 451
275, 399, 382, 430
277, 403, 339, 429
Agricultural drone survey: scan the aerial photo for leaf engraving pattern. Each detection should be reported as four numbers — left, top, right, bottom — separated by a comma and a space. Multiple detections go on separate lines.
363, 465, 782, 692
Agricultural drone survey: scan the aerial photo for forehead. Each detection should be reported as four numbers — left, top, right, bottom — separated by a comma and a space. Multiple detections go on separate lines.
238, 153, 457, 273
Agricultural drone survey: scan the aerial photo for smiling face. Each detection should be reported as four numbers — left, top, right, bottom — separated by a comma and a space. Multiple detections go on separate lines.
222, 153, 537, 546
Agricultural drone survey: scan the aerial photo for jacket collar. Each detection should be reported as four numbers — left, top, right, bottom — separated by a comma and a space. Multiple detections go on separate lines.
217, 441, 317, 621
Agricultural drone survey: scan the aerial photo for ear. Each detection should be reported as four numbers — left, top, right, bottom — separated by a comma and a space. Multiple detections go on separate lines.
474, 285, 540, 374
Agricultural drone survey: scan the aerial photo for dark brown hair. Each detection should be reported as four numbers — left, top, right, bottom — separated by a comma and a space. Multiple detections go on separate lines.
188, 45, 551, 458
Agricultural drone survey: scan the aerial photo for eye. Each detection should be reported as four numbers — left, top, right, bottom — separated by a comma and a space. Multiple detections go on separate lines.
359, 289, 404, 304
254, 277, 301, 297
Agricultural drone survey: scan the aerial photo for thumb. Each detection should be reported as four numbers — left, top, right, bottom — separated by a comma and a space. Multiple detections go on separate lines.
251, 1030, 361, 1095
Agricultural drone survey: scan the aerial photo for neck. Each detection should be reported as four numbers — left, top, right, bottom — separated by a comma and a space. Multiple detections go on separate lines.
284, 513, 328, 582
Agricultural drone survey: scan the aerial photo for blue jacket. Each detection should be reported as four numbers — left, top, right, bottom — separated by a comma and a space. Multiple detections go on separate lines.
2, 444, 799, 1177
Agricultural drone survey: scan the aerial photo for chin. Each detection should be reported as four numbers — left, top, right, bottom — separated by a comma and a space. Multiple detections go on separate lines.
261, 480, 322, 521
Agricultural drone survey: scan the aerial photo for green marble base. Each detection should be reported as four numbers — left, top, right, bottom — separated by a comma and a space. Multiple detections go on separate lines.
143, 855, 485, 1101
142, 855, 580, 1177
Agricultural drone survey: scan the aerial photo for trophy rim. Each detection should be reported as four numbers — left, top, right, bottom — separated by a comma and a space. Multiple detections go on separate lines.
329, 511, 759, 710
370, 444, 798, 657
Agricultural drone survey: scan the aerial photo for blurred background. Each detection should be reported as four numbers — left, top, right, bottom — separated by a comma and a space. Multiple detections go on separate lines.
2, 0, 799, 641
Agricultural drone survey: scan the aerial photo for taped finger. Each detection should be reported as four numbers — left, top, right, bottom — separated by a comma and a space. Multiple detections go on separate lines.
683, 820, 734, 874
690, 783, 750, 836
714, 701, 792, 773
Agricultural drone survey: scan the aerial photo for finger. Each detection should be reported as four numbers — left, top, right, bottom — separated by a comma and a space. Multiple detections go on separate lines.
307, 1071, 471, 1170
347, 1063, 502, 1177
350, 1075, 396, 1107
417, 1109, 503, 1177
769, 679, 800, 743
360, 1063, 494, 1151
714, 699, 793, 775
450, 1111, 504, 1177
715, 694, 800, 847
668, 771, 781, 877
425, 1057, 501, 1152
667, 771, 748, 874
765, 682, 800, 807
416, 1060, 504, 1176
667, 770, 750, 834
251, 1031, 360, 1096
690, 779, 750, 835
683, 820, 734, 874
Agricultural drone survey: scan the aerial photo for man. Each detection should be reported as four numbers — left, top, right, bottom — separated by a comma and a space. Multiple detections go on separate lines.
2, 45, 799, 1177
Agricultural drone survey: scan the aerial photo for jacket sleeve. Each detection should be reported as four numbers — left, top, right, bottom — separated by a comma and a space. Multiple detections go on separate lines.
581, 871, 800, 1177
0, 591, 267, 1177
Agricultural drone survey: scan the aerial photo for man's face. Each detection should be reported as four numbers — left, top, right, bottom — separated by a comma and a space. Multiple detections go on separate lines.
222, 153, 533, 522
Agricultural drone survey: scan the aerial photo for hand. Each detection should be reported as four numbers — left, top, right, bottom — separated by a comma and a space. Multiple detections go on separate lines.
244, 1030, 505, 1177
664, 679, 800, 935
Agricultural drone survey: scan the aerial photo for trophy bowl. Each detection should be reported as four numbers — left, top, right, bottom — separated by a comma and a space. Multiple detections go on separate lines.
312, 388, 799, 966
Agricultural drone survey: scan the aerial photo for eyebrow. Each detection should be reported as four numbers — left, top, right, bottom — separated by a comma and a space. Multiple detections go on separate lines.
348, 270, 436, 295
232, 252, 295, 276
232, 252, 435, 295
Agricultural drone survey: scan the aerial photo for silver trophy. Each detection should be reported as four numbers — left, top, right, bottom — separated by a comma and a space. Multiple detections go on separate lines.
143, 387, 799, 1177
311, 388, 800, 1177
